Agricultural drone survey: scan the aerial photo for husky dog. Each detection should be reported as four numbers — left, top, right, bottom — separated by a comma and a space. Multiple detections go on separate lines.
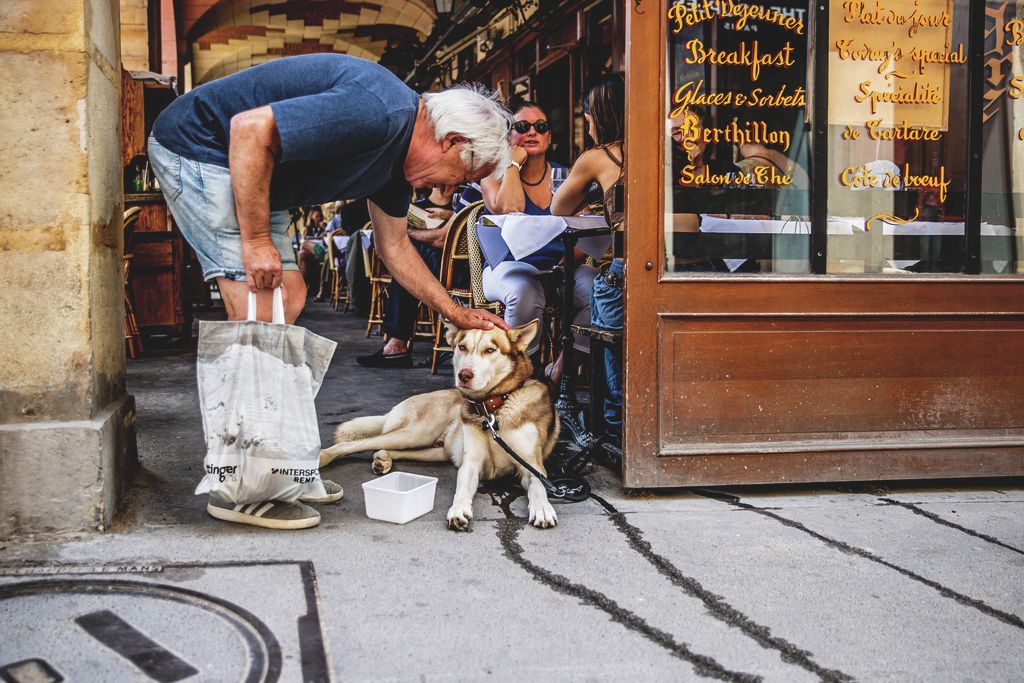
320, 320, 560, 529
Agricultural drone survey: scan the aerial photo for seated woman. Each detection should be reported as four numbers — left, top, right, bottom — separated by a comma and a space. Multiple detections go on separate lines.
481, 101, 597, 362
551, 73, 625, 435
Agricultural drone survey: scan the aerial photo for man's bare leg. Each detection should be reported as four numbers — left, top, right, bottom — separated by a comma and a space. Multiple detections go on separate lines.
216, 271, 307, 323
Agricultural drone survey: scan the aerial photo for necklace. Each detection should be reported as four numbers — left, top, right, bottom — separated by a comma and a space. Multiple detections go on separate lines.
520, 161, 548, 187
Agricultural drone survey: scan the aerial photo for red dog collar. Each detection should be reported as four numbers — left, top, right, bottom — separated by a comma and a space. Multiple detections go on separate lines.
469, 393, 509, 416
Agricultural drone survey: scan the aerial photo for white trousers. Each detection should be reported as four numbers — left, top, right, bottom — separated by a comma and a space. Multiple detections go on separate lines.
482, 260, 598, 354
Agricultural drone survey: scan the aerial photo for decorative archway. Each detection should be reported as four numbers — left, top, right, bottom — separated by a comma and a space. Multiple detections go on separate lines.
181, 0, 435, 84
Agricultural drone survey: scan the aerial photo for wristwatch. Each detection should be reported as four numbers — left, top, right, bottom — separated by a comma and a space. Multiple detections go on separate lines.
507, 159, 523, 171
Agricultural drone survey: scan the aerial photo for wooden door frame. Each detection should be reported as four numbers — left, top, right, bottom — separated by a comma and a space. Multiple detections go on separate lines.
622, 0, 665, 488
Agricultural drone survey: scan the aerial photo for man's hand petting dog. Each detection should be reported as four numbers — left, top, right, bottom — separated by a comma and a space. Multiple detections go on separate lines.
446, 304, 508, 332
320, 319, 560, 530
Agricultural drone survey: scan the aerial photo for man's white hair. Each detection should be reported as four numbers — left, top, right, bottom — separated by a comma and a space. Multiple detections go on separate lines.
423, 83, 513, 180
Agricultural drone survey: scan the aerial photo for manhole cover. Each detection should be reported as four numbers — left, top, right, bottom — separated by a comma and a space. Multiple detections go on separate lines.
0, 561, 329, 682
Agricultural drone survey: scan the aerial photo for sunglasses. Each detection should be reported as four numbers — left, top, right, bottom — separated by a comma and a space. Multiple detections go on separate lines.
512, 119, 550, 135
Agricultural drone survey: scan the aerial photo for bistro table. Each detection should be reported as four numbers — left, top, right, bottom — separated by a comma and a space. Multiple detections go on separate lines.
478, 215, 613, 454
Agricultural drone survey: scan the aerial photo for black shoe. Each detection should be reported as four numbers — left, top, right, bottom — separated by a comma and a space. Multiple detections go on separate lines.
356, 348, 413, 369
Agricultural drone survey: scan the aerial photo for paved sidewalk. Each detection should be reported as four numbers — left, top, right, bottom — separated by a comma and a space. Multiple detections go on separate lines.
1, 302, 1022, 682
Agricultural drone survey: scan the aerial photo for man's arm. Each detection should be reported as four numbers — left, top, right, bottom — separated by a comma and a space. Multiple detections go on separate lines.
368, 201, 507, 331
229, 105, 282, 291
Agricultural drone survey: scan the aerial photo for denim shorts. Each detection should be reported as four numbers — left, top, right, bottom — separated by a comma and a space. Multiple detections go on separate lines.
591, 258, 624, 331
148, 135, 297, 282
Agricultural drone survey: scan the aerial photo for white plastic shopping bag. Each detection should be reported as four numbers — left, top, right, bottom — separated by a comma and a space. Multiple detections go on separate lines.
195, 288, 336, 504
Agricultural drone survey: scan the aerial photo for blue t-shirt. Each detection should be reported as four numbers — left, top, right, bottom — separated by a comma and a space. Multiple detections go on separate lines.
151, 54, 419, 216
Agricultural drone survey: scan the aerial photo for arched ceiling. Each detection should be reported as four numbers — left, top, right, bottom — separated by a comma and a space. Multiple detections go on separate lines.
180, 0, 436, 85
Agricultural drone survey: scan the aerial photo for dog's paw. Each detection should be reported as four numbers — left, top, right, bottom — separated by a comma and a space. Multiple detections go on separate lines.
372, 450, 393, 475
446, 503, 473, 531
529, 500, 558, 529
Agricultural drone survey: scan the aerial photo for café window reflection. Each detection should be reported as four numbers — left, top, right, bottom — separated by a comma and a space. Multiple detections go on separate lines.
664, 1, 812, 275
826, 0, 969, 274
981, 0, 1024, 275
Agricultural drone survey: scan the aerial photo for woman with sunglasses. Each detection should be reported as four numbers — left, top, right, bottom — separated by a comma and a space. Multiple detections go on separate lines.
480, 102, 597, 363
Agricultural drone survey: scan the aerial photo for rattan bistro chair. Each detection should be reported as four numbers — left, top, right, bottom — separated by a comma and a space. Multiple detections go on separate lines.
464, 203, 504, 317
122, 206, 143, 359
430, 200, 482, 374
324, 230, 350, 312
362, 231, 392, 337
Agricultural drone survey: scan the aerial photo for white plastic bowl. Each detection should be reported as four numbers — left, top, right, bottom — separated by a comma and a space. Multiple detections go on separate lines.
361, 472, 438, 524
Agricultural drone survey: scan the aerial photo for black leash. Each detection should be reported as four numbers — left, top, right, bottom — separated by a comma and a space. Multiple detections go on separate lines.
476, 406, 591, 503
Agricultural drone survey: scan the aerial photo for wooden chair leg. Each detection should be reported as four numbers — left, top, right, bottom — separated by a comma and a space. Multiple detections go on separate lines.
378, 287, 388, 336
130, 304, 143, 353
590, 339, 607, 437
330, 269, 341, 311
339, 276, 350, 313
365, 280, 378, 337
366, 279, 388, 337
431, 314, 443, 375
124, 312, 135, 360
124, 291, 142, 358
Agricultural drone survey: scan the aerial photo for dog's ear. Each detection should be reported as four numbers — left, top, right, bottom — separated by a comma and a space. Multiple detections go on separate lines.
507, 319, 539, 353
444, 321, 460, 347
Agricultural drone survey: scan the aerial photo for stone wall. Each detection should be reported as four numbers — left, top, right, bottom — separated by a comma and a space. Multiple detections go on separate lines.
120, 0, 149, 71
0, 0, 137, 537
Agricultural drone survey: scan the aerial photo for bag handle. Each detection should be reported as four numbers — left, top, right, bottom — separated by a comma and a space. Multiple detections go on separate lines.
247, 288, 286, 325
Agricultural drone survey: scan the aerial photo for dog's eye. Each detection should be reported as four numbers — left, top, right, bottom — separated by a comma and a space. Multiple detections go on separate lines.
484, 347, 496, 354
457, 344, 467, 352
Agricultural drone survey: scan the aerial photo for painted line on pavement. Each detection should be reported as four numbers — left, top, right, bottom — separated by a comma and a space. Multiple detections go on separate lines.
876, 498, 1024, 556
694, 489, 1024, 631
591, 493, 854, 683
490, 491, 760, 682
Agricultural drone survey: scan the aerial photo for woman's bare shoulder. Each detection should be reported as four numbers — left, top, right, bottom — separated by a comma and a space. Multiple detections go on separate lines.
571, 148, 604, 176
577, 146, 621, 172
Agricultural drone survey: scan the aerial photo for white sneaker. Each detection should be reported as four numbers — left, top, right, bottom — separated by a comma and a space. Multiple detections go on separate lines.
207, 497, 321, 530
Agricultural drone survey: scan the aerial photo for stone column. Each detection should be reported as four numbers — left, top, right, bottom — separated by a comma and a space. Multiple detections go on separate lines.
119, 0, 149, 72
0, 0, 137, 537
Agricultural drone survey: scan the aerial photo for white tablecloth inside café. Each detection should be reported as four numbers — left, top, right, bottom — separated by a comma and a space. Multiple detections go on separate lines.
693, 216, 1012, 271
698, 215, 1011, 236
478, 214, 611, 268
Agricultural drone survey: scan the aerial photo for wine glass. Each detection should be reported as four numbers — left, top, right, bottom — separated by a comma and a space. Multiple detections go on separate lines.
550, 166, 568, 195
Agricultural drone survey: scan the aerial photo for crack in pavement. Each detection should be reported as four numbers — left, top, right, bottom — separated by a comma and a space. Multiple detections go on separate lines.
694, 489, 1024, 631
875, 498, 1024, 557
487, 490, 760, 682
590, 493, 855, 683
